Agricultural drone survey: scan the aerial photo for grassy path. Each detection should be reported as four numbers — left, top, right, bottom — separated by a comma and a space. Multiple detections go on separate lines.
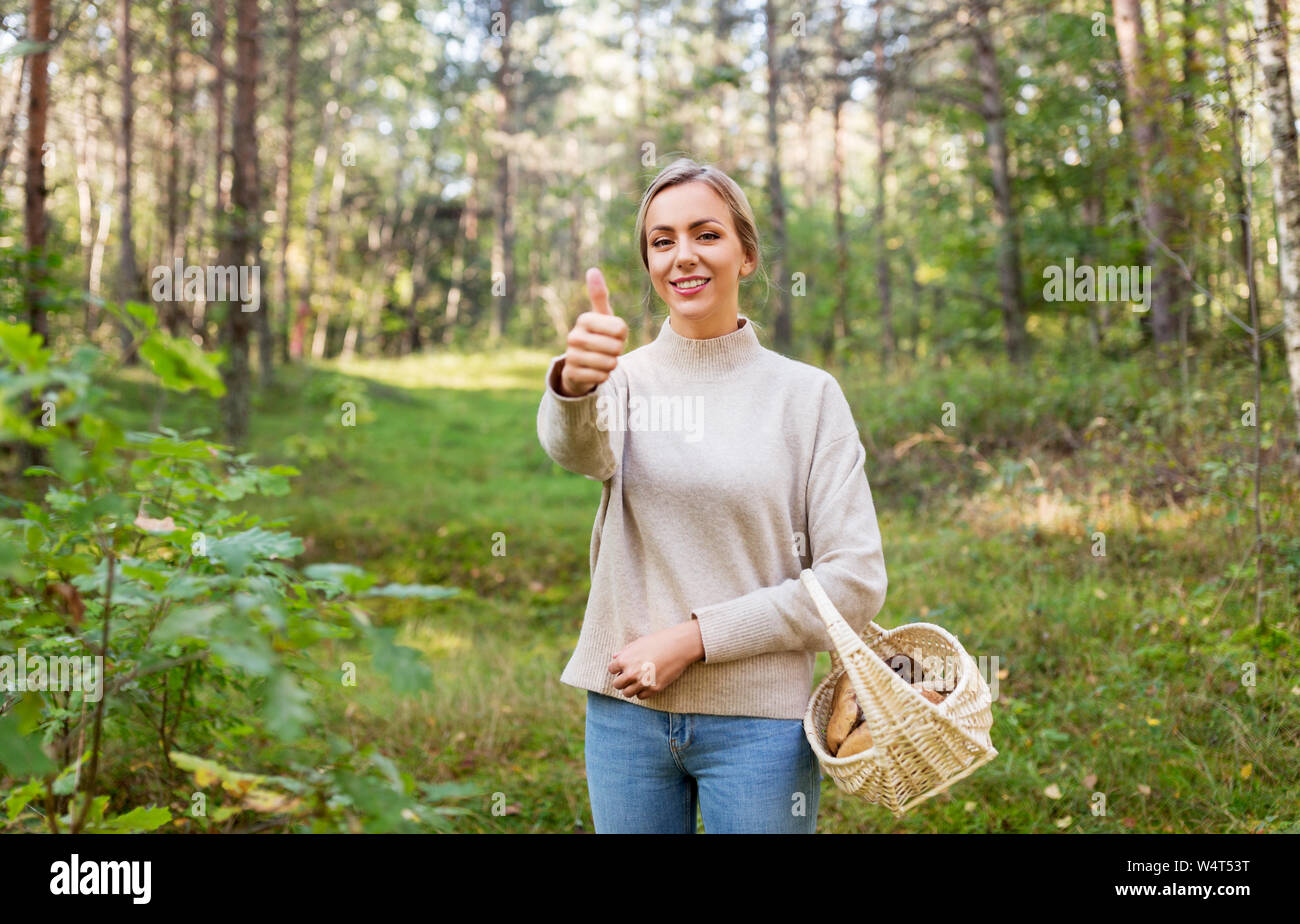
107, 348, 1300, 832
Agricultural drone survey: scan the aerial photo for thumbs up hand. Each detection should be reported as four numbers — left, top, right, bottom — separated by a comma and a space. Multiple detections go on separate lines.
558, 267, 629, 397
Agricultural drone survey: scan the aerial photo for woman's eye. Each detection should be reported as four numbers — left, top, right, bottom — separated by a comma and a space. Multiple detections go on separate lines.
653, 232, 719, 247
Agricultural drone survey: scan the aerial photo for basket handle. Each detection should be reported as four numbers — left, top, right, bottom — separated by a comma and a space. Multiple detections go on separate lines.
802, 568, 994, 763
799, 568, 887, 662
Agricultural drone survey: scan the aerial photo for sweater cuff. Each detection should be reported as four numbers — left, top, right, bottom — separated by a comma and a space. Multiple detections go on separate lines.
692, 590, 780, 664
546, 355, 598, 403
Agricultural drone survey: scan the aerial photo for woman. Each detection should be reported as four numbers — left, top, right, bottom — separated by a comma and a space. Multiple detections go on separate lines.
537, 158, 888, 833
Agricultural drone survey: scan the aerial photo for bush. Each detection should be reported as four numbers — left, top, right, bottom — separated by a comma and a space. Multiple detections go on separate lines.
0, 304, 472, 833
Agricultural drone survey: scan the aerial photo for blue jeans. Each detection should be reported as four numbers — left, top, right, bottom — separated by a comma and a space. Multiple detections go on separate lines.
584, 690, 822, 833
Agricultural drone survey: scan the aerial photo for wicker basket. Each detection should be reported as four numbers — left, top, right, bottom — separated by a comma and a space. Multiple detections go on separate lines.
800, 568, 998, 816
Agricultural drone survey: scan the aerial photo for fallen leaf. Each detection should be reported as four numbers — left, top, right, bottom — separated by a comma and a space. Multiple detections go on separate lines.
1044, 783, 1062, 799
1083, 773, 1097, 789
963, 801, 976, 812
242, 788, 300, 814
1121, 817, 1136, 828
134, 513, 177, 534
1240, 763, 1253, 780
1145, 716, 1160, 726
1093, 587, 1107, 600
1137, 783, 1152, 796
1055, 815, 1072, 829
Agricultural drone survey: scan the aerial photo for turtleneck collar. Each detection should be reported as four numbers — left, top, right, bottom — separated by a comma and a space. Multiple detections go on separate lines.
650, 314, 764, 380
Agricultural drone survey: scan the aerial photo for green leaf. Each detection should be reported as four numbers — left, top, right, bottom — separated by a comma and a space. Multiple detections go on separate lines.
154, 603, 226, 643
361, 583, 459, 601
211, 636, 274, 676
368, 626, 434, 694
21, 466, 59, 479
96, 804, 172, 832
303, 563, 377, 594
0, 40, 55, 63
0, 535, 33, 583
0, 694, 55, 777
124, 430, 224, 460
263, 670, 314, 741
138, 331, 226, 397
4, 777, 45, 825
206, 527, 303, 577
125, 300, 159, 331
0, 321, 48, 370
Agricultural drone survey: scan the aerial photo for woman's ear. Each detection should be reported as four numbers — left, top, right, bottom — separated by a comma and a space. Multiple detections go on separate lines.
740, 249, 757, 278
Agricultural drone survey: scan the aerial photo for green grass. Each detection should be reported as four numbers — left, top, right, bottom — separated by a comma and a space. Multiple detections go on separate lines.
102, 345, 1300, 833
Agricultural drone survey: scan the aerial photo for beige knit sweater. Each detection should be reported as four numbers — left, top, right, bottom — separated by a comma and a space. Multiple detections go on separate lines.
536, 314, 888, 719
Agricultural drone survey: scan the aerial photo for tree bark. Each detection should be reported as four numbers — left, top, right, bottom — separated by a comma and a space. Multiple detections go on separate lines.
829, 0, 851, 357
1253, 0, 1300, 449
1112, 0, 1179, 349
165, 0, 182, 337
765, 0, 792, 351
24, 0, 51, 345
874, 9, 895, 368
0, 56, 28, 191
1220, 0, 1260, 350
293, 21, 345, 361
220, 0, 261, 446
971, 0, 1027, 364
275, 0, 300, 366
490, 0, 516, 342
116, 0, 140, 363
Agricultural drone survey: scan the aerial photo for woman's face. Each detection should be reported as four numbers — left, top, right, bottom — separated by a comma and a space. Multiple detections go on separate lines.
644, 181, 755, 335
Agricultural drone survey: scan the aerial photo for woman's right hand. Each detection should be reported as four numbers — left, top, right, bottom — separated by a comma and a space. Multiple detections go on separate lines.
558, 267, 629, 397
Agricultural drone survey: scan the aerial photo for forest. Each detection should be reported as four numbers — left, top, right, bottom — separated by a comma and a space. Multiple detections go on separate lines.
0, 0, 1296, 835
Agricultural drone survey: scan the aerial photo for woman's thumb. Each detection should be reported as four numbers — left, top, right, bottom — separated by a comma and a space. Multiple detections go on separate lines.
586, 267, 614, 315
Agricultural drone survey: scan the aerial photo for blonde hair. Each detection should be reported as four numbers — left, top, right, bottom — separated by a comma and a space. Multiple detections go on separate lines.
634, 158, 769, 320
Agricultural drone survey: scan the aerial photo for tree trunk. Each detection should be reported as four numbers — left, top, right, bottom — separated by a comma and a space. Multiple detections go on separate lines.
18, 0, 51, 474
874, 12, 895, 368
765, 0, 792, 351
490, 0, 516, 342
1253, 0, 1300, 450
830, 0, 850, 358
116, 0, 140, 364
293, 24, 345, 361
971, 0, 1027, 364
165, 0, 182, 337
74, 75, 99, 337
24, 0, 51, 346
1112, 0, 1179, 349
0, 56, 28, 190
220, 0, 261, 446
310, 160, 347, 359
275, 0, 300, 366
1220, 0, 1260, 349
444, 148, 478, 344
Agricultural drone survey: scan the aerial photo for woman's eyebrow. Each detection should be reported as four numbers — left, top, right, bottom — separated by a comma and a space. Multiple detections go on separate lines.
648, 217, 721, 235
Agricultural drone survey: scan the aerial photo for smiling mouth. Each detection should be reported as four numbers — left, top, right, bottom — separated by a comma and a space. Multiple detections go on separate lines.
670, 278, 711, 293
